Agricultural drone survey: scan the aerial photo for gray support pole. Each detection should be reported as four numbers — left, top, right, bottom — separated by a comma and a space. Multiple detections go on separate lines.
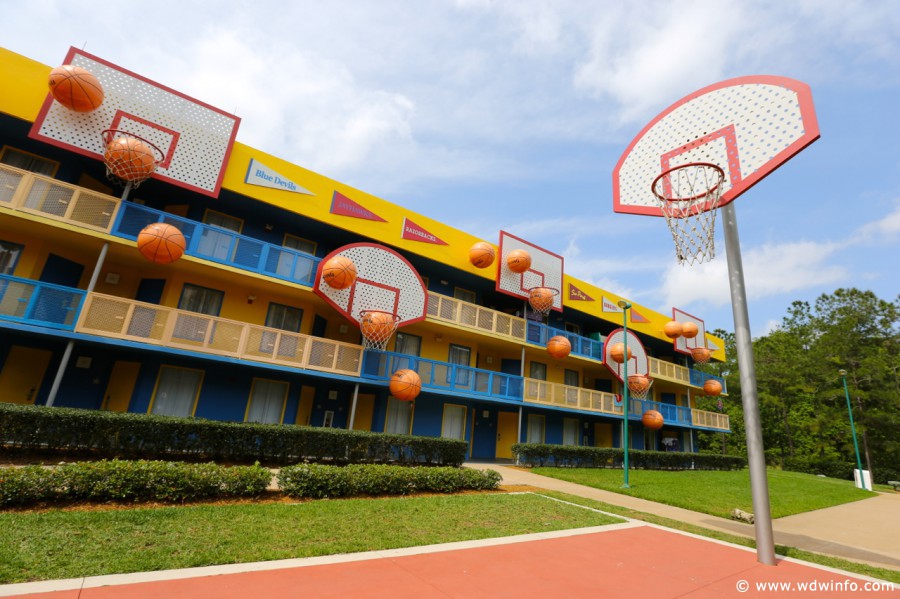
45, 242, 110, 408
347, 383, 360, 430
720, 203, 776, 565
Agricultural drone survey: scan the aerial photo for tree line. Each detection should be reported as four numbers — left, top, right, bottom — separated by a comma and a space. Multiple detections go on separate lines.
695, 288, 899, 485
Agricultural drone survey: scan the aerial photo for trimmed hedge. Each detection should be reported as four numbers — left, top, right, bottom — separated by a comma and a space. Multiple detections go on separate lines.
0, 403, 466, 467
512, 443, 746, 471
278, 464, 502, 499
0, 460, 271, 506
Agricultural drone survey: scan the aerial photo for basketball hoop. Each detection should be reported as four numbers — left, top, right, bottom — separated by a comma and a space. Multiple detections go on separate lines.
358, 310, 399, 352
690, 347, 712, 365
651, 162, 725, 266
527, 287, 559, 315
627, 374, 654, 400
101, 129, 165, 188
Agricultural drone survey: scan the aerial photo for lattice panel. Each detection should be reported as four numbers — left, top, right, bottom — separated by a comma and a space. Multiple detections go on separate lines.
496, 231, 563, 312
0, 168, 24, 204
30, 48, 239, 196
603, 328, 649, 382
314, 243, 427, 327
79, 296, 130, 334
614, 76, 818, 215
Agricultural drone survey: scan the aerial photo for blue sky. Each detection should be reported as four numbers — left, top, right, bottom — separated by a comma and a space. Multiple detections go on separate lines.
5, 0, 898, 337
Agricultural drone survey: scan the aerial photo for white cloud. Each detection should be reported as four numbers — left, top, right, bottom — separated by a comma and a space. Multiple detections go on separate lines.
858, 201, 900, 238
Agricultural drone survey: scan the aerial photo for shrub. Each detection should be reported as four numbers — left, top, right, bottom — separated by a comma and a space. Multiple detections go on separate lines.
511, 443, 745, 471
0, 403, 466, 467
278, 464, 502, 499
783, 456, 854, 481
0, 460, 271, 507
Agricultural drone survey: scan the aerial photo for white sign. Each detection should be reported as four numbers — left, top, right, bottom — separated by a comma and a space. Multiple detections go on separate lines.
245, 159, 314, 195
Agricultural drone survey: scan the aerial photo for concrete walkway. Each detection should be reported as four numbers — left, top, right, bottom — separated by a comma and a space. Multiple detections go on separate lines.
465, 463, 900, 571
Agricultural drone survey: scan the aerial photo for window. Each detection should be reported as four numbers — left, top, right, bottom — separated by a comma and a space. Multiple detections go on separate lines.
564, 369, 580, 405
266, 303, 303, 332
0, 146, 58, 176
564, 369, 579, 387
0, 241, 23, 275
453, 287, 476, 303
246, 379, 288, 424
564, 322, 581, 335
150, 366, 203, 417
276, 234, 317, 281
448, 344, 471, 387
198, 210, 242, 260
526, 414, 545, 443
385, 396, 413, 434
394, 332, 421, 359
529, 361, 547, 381
441, 404, 467, 441
563, 418, 579, 446
175, 284, 224, 342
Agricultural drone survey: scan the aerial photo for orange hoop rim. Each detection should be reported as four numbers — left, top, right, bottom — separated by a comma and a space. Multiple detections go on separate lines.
651, 162, 725, 203
101, 129, 166, 165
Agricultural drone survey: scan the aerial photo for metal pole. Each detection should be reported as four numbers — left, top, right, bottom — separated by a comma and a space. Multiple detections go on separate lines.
46, 242, 110, 408
720, 202, 776, 565
347, 383, 360, 430
839, 370, 867, 490
618, 300, 631, 488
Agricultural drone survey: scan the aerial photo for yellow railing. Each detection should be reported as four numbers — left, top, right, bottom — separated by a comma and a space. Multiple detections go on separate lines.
691, 409, 730, 431
648, 356, 691, 385
426, 292, 527, 342
75, 293, 363, 376
523, 377, 623, 416
0, 164, 121, 233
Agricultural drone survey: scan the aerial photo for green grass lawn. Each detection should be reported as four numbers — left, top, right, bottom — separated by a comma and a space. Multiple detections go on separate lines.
0, 493, 623, 584
529, 467, 877, 519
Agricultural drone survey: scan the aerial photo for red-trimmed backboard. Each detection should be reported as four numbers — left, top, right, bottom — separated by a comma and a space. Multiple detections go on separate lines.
496, 231, 564, 313
613, 75, 819, 216
29, 47, 240, 197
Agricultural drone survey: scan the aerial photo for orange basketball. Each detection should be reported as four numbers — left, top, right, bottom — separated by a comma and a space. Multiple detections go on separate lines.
322, 255, 357, 289
691, 347, 711, 364
468, 242, 495, 269
104, 136, 158, 182
389, 368, 421, 402
681, 322, 699, 339
137, 223, 185, 264
642, 409, 664, 430
48, 65, 104, 112
663, 320, 683, 339
609, 342, 632, 364
506, 249, 532, 273
703, 379, 723, 397
359, 310, 397, 343
528, 287, 555, 313
628, 374, 651, 395
546, 335, 571, 359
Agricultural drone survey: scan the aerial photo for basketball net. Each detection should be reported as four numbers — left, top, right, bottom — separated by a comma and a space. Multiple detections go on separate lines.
358, 310, 399, 352
627, 375, 654, 400
651, 162, 725, 266
101, 129, 165, 189
527, 287, 559, 316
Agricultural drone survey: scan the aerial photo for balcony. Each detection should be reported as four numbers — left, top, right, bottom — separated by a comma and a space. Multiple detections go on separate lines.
689, 369, 728, 393
629, 398, 694, 427
526, 322, 603, 360
691, 408, 731, 431
0, 274, 85, 330
426, 293, 526, 342
523, 378, 622, 417
0, 164, 321, 287
75, 293, 363, 377
361, 350, 523, 401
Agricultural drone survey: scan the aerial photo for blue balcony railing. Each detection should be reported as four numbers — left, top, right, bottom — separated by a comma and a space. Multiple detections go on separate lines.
0, 274, 85, 330
689, 369, 727, 393
526, 322, 603, 360
630, 398, 693, 426
112, 203, 321, 286
361, 350, 524, 401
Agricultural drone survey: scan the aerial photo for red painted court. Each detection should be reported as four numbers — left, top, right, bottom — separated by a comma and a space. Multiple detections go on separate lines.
7, 524, 888, 598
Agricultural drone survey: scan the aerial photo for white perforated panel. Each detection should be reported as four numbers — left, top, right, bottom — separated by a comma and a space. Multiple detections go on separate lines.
673, 307, 707, 355
314, 243, 427, 327
603, 328, 649, 382
30, 48, 240, 197
496, 231, 564, 312
613, 76, 819, 216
